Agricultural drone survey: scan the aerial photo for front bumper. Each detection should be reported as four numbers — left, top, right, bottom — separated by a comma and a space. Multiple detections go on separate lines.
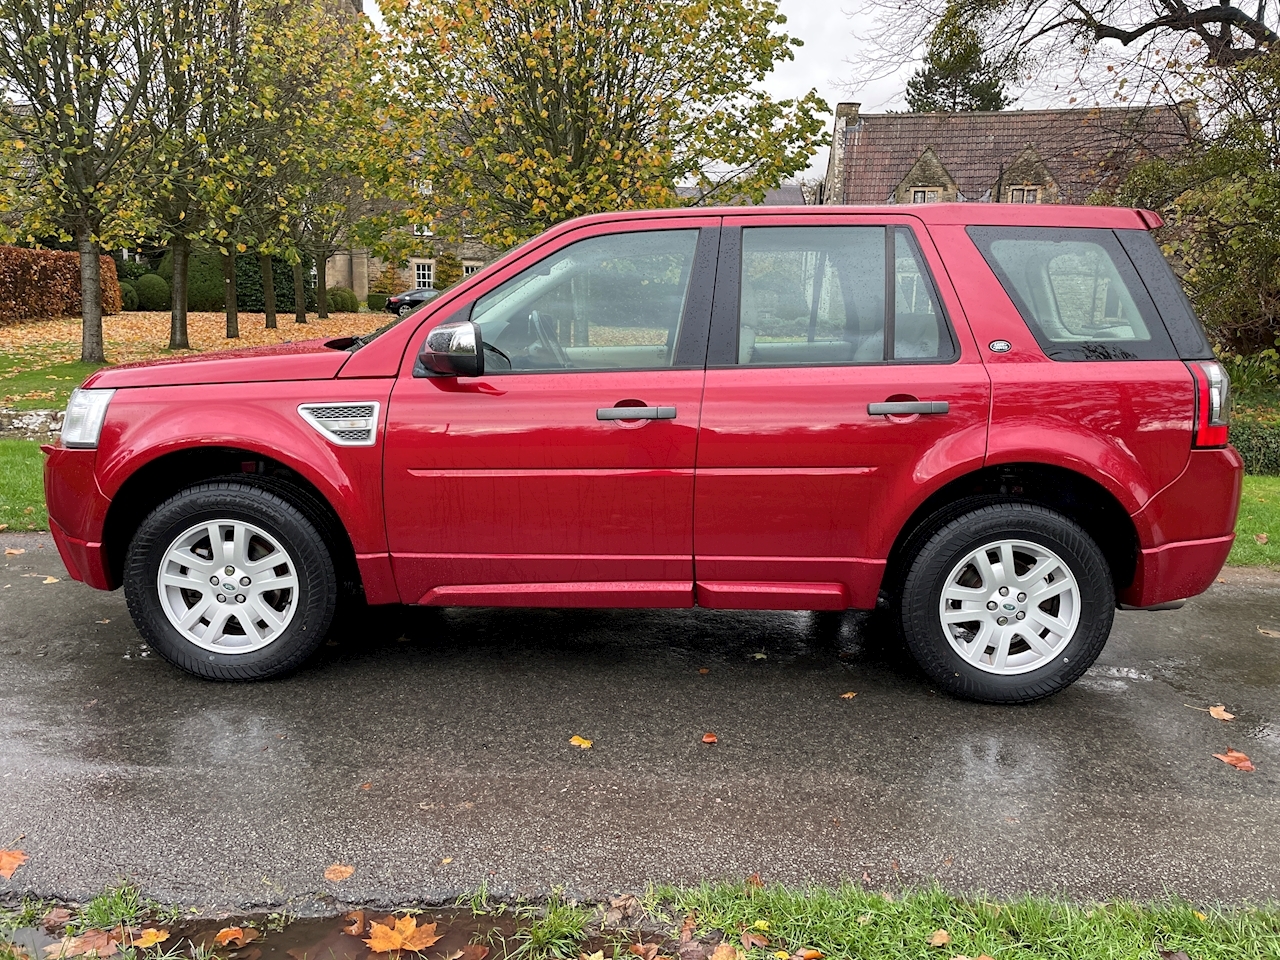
42, 444, 115, 590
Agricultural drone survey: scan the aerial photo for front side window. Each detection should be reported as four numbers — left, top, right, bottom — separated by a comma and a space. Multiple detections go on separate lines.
734, 225, 954, 366
967, 226, 1176, 360
468, 229, 699, 372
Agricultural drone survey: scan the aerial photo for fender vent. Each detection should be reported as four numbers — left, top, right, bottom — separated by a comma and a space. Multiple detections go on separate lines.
298, 402, 380, 446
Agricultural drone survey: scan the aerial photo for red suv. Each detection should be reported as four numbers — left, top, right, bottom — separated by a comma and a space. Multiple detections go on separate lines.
43, 205, 1242, 702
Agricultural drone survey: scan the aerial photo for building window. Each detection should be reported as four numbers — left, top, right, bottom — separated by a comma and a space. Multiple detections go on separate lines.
414, 261, 434, 289
412, 223, 434, 237
463, 264, 481, 277
912, 188, 940, 204
1010, 187, 1039, 203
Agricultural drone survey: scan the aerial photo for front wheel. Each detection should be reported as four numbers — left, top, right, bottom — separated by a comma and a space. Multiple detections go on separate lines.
898, 503, 1114, 703
124, 482, 337, 680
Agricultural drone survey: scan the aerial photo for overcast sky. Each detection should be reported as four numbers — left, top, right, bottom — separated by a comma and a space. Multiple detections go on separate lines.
365, 1, 919, 178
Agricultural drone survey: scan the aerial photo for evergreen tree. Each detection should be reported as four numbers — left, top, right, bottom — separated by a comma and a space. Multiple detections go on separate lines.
905, 18, 1010, 113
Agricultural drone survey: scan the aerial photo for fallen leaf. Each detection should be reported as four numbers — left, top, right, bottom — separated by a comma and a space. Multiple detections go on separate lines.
856, 914, 873, 926
773, 954, 789, 960
1158, 952, 1192, 960
0, 848, 28, 878
929, 930, 951, 947
324, 863, 355, 882
343, 912, 367, 937
794, 952, 823, 960
840, 692, 857, 699
42, 576, 59, 584
741, 932, 769, 950
4, 547, 24, 556
360, 782, 372, 791
45, 930, 121, 958
629, 947, 659, 960
746, 875, 763, 890
702, 732, 718, 744
445, 948, 489, 960
1213, 748, 1255, 771
569, 735, 593, 749
213, 929, 259, 948
708, 946, 741, 960
581, 952, 605, 960
698, 668, 710, 674
42, 908, 73, 932
752, 652, 767, 660
1209, 705, 1235, 721
1194, 911, 1208, 921
96, 619, 110, 624
364, 916, 441, 954
1255, 533, 1269, 544
132, 930, 169, 949
750, 919, 767, 930
0, 524, 8, 531
440, 858, 453, 865
1259, 627, 1280, 638
604, 893, 640, 926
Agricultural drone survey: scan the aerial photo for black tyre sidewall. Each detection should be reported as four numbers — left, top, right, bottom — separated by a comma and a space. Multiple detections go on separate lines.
124, 482, 336, 680
900, 503, 1114, 704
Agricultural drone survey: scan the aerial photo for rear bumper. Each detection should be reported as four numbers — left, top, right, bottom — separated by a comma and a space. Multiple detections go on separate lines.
1118, 533, 1234, 608
43, 445, 115, 589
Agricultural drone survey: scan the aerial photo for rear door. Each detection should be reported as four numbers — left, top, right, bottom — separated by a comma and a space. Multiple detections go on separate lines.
383, 219, 719, 607
692, 213, 990, 609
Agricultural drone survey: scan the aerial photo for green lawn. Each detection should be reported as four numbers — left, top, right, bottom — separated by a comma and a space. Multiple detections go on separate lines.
0, 439, 46, 531
0, 435, 1276, 567
0, 359, 102, 410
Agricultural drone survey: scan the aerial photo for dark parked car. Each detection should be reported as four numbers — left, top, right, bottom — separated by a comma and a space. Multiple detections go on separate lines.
386, 287, 439, 317
44, 204, 1242, 701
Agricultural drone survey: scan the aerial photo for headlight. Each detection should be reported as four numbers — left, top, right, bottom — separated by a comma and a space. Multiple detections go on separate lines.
61, 388, 115, 448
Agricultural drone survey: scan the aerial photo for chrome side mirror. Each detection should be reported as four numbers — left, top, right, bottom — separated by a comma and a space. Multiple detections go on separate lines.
418, 320, 483, 377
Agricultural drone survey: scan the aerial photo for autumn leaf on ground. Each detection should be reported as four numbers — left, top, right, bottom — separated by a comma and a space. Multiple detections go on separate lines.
42, 576, 60, 584
364, 916, 441, 954
324, 863, 354, 882
840, 692, 856, 699
0, 848, 28, 879
1158, 951, 1192, 960
132, 930, 169, 949
213, 928, 259, 948
701, 732, 718, 744
698, 668, 710, 674
4, 547, 24, 556
1209, 705, 1235, 721
791, 951, 823, 960
581, 952, 605, 960
1255, 533, 1269, 544
741, 932, 769, 950
44, 930, 121, 958
929, 930, 952, 947
569, 735, 593, 749
42, 908, 73, 932
629, 946, 659, 960
708, 945, 741, 960
445, 948, 489, 960
1259, 626, 1280, 638
1214, 748, 1255, 771
342, 911, 367, 937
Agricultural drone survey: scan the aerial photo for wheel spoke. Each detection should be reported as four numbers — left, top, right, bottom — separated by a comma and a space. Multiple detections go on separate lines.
942, 583, 986, 603
963, 620, 995, 663
991, 626, 1014, 671
1017, 627, 1057, 658
246, 594, 287, 628
168, 547, 215, 575
161, 570, 207, 591
206, 522, 228, 566
973, 550, 997, 589
1019, 556, 1061, 587
202, 607, 233, 642
251, 573, 295, 592
1030, 578, 1072, 603
942, 607, 983, 625
1028, 608, 1072, 638
178, 596, 213, 631
997, 542, 1016, 583
228, 523, 249, 568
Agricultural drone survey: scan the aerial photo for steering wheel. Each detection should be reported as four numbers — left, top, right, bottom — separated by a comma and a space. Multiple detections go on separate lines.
529, 310, 571, 367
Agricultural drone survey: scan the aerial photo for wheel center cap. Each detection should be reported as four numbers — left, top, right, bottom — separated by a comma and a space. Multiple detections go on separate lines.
1003, 602, 1016, 611
223, 582, 235, 592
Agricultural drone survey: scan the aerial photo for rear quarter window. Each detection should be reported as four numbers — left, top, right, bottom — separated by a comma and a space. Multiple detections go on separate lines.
967, 226, 1177, 361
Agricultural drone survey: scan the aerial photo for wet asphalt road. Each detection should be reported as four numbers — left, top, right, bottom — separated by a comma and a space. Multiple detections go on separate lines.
2, 531, 1280, 913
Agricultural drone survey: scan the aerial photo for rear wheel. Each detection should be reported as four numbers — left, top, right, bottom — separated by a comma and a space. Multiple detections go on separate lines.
899, 502, 1113, 703
124, 482, 336, 680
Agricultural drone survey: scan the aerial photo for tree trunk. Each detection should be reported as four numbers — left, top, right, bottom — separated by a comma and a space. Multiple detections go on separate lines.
260, 252, 277, 329
222, 251, 239, 338
77, 225, 106, 364
316, 247, 329, 319
169, 236, 191, 350
293, 261, 307, 323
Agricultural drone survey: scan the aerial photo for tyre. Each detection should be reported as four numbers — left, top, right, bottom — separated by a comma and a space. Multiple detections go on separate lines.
898, 502, 1114, 703
123, 481, 337, 680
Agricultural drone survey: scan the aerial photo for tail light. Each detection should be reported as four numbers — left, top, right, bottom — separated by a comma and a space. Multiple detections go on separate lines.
1188, 360, 1230, 448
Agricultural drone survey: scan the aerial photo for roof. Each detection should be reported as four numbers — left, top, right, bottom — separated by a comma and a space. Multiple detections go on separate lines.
831, 105, 1194, 204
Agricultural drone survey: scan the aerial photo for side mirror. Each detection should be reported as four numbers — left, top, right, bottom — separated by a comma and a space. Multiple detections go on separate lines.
418, 320, 484, 377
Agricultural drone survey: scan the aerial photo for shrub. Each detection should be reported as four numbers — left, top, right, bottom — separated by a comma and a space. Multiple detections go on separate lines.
433, 250, 464, 290
135, 273, 170, 311
326, 286, 359, 312
116, 259, 152, 283
1233, 416, 1280, 476
0, 246, 122, 322
233, 253, 314, 313
367, 293, 387, 310
158, 247, 225, 311
118, 280, 139, 311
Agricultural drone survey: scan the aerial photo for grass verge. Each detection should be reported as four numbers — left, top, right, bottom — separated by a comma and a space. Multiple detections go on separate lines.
1228, 475, 1279, 567
0, 439, 46, 531
0, 360, 102, 410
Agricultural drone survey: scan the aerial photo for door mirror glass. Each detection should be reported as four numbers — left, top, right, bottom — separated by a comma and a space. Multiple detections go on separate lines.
419, 320, 484, 377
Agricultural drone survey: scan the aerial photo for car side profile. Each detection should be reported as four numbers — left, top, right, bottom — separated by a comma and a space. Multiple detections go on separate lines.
44, 204, 1243, 702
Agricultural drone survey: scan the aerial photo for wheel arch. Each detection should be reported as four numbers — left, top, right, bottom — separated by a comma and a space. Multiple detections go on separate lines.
883, 462, 1140, 601
101, 446, 361, 597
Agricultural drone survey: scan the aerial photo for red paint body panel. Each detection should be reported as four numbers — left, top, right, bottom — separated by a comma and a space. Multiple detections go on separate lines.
85, 339, 350, 389
1122, 535, 1235, 607
695, 581, 848, 610
1132, 447, 1244, 545
420, 581, 694, 607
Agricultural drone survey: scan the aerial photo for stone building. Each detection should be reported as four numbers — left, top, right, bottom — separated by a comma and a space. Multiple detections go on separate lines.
821, 102, 1195, 206
325, 236, 495, 302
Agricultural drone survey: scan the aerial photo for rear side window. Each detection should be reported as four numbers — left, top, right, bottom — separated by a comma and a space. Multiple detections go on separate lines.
967, 226, 1177, 361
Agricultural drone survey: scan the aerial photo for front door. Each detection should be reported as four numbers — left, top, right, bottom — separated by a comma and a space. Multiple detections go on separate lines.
693, 215, 991, 609
384, 220, 719, 607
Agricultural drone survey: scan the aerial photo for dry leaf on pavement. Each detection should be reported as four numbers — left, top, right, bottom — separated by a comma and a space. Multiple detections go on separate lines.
701, 732, 718, 744
4, 547, 24, 555
1209, 705, 1235, 721
1259, 626, 1280, 638
445, 948, 489, 960
840, 692, 856, 699
213, 929, 259, 948
1213, 748, 1255, 771
132, 930, 169, 949
0, 848, 28, 879
343, 911, 367, 937
364, 916, 441, 954
42, 576, 59, 584
324, 863, 355, 882
44, 930, 121, 958
929, 930, 952, 947
569, 735, 593, 749
42, 908, 73, 932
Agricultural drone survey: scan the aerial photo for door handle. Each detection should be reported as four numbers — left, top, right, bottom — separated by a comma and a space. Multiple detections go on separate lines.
596, 406, 677, 421
867, 401, 950, 416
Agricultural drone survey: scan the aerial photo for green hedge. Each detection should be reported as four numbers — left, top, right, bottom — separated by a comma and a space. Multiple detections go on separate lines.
234, 253, 316, 313
1232, 416, 1280, 475
367, 293, 387, 310
326, 286, 359, 312
118, 280, 139, 311
135, 273, 170, 311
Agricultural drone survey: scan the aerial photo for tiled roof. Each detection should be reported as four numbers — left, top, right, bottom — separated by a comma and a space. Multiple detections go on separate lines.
834, 105, 1193, 203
